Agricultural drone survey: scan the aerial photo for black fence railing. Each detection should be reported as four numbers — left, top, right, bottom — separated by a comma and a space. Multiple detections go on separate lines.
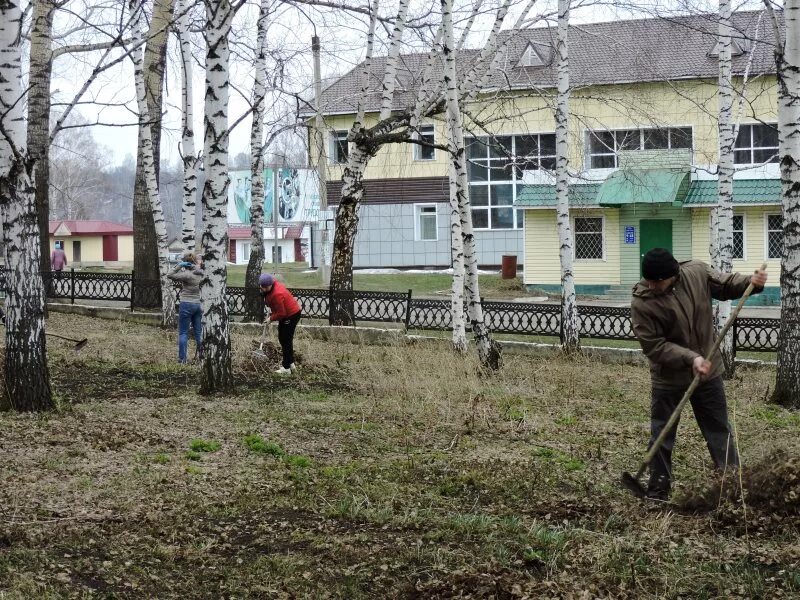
0, 269, 780, 354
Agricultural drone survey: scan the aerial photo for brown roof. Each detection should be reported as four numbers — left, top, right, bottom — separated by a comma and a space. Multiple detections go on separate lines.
316, 10, 777, 116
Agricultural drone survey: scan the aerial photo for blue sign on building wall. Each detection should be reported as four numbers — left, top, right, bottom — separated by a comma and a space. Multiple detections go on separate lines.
624, 226, 636, 244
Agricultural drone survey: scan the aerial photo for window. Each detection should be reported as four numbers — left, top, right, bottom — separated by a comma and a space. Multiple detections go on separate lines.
413, 124, 436, 161
587, 127, 693, 169
517, 43, 545, 67
574, 217, 604, 260
734, 123, 779, 165
241, 241, 251, 263
416, 204, 438, 241
767, 214, 783, 259
330, 130, 349, 164
466, 134, 554, 229
732, 214, 744, 259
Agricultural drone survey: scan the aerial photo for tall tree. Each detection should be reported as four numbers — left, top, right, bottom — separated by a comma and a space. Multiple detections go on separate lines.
132, 0, 174, 307
199, 0, 237, 393
177, 0, 200, 252
766, 0, 800, 407
245, 0, 271, 320
712, 0, 735, 376
442, 0, 500, 368
131, 0, 177, 327
28, 0, 57, 274
0, 0, 53, 411
555, 0, 578, 352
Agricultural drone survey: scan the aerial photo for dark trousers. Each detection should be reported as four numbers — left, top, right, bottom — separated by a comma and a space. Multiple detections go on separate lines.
278, 311, 301, 368
648, 376, 739, 489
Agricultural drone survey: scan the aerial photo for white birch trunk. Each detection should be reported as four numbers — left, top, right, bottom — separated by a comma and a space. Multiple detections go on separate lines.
177, 0, 199, 251
442, 0, 500, 369
131, 0, 176, 328
555, 0, 578, 352
0, 0, 53, 411
447, 156, 467, 353
245, 0, 269, 319
378, 0, 409, 122
772, 0, 800, 407
714, 0, 735, 376
199, 0, 234, 392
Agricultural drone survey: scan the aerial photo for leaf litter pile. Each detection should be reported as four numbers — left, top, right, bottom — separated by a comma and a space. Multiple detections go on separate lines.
0, 312, 798, 598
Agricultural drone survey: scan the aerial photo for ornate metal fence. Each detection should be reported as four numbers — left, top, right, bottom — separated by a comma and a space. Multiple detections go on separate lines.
0, 268, 779, 352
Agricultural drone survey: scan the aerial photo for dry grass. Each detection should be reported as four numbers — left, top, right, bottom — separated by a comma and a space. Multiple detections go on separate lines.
0, 312, 797, 599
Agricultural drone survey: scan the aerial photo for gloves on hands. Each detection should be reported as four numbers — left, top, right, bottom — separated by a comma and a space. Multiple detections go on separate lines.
179, 261, 193, 268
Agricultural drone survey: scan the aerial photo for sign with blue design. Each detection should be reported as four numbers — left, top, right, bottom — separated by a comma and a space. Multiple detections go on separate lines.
624, 226, 636, 244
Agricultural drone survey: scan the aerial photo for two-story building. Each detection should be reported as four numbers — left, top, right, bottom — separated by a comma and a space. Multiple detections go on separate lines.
315, 10, 781, 303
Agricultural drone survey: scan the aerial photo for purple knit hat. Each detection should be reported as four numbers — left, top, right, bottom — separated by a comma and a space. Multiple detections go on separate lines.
258, 273, 274, 287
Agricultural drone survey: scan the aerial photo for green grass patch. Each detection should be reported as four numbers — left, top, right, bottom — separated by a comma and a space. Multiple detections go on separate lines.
189, 439, 221, 453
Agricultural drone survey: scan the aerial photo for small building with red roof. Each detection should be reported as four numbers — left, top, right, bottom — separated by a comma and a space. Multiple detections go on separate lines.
49, 220, 134, 266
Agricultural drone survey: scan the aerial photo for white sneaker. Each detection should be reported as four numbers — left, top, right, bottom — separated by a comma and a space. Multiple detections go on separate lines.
289, 362, 297, 373
274, 366, 292, 375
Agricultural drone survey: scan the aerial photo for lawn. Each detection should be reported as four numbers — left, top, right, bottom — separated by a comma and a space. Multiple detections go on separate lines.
0, 313, 797, 598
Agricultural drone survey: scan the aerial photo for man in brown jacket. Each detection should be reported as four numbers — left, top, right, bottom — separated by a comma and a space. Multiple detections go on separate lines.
630, 248, 768, 500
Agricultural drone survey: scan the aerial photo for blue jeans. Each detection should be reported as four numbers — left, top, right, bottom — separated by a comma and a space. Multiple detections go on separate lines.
178, 302, 202, 363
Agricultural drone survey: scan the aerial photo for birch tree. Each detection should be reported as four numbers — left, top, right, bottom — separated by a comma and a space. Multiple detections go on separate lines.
442, 0, 501, 368
329, 0, 403, 324
131, 0, 176, 327
177, 0, 200, 251
132, 0, 174, 308
555, 0, 578, 352
765, 0, 800, 408
0, 0, 53, 411
199, 0, 237, 393
245, 0, 270, 319
28, 0, 57, 274
711, 0, 735, 376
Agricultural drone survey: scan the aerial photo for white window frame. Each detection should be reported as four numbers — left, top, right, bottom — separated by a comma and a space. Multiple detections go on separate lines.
412, 124, 436, 161
329, 130, 349, 165
734, 123, 779, 166
240, 241, 251, 263
765, 213, 783, 259
584, 126, 694, 169
572, 215, 606, 261
732, 213, 745, 260
415, 203, 439, 241
467, 133, 555, 231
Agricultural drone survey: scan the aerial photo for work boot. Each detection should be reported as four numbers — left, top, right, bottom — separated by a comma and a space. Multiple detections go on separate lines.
646, 474, 671, 501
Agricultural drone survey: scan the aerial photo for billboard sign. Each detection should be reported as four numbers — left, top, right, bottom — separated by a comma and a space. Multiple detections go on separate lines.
227, 168, 320, 226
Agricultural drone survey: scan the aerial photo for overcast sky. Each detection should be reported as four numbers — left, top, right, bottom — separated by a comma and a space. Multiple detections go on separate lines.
44, 0, 764, 168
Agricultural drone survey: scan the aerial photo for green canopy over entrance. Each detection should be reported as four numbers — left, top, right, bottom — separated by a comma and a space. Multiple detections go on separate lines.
596, 169, 690, 206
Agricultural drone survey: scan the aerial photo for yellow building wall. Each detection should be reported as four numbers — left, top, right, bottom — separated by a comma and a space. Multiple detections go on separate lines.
118, 235, 134, 261
690, 207, 782, 276
317, 77, 778, 181
523, 208, 621, 286
49, 234, 134, 264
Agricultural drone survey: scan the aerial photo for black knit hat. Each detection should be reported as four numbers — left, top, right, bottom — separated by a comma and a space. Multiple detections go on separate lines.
642, 248, 679, 281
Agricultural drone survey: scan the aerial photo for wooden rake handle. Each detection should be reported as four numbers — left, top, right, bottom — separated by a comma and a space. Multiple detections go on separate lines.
634, 263, 767, 480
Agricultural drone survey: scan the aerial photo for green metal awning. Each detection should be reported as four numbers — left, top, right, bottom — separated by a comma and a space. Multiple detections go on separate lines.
596, 169, 690, 206
515, 183, 600, 208
683, 178, 781, 205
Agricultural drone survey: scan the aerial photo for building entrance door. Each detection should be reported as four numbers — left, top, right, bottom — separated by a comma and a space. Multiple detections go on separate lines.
639, 219, 672, 276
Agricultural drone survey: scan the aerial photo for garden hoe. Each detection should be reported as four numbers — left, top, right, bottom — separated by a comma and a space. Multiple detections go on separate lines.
47, 332, 89, 352
252, 321, 270, 359
621, 263, 767, 499
0, 308, 88, 351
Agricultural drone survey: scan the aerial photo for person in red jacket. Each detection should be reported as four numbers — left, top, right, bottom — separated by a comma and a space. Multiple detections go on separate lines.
259, 273, 302, 374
